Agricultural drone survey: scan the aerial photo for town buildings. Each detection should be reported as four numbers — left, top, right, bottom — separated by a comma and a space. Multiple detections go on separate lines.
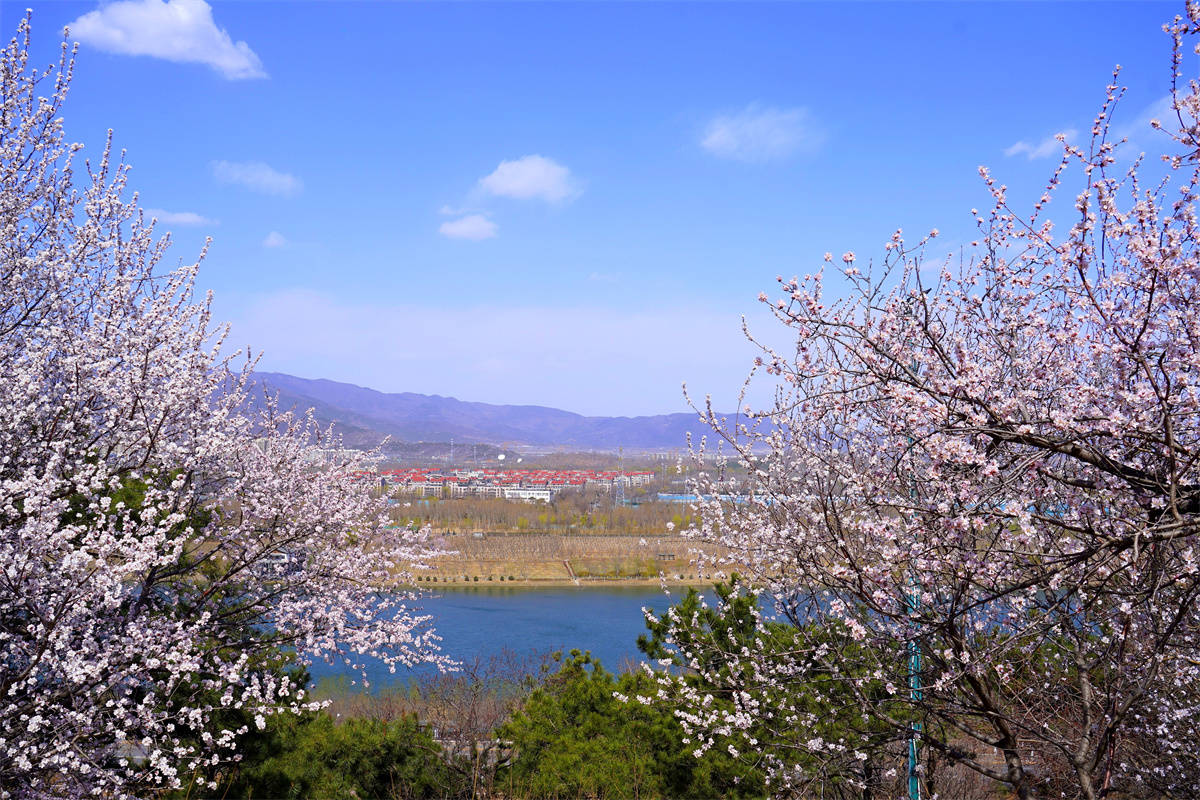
377, 467, 655, 501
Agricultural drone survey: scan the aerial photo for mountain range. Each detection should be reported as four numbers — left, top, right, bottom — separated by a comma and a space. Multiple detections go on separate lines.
248, 372, 713, 451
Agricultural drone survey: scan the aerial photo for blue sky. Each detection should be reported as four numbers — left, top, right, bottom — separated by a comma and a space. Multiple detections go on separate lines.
13, 0, 1182, 414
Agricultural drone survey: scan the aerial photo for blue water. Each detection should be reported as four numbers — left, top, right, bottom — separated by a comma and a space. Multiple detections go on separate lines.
306, 586, 691, 689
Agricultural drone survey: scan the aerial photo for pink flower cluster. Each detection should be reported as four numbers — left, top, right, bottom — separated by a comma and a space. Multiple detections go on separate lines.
0, 18, 446, 798
659, 8, 1200, 798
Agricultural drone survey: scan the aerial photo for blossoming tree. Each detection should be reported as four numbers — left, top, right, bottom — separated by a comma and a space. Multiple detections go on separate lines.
0, 18, 444, 798
661, 9, 1200, 800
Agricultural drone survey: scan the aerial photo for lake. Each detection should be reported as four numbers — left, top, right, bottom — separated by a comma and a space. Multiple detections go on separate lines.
306, 585, 694, 689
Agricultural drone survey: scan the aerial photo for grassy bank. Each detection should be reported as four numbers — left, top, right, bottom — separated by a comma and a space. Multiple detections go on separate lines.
412, 532, 729, 584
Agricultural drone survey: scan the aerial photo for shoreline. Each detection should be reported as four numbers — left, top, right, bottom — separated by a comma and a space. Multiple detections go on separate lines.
405, 576, 714, 590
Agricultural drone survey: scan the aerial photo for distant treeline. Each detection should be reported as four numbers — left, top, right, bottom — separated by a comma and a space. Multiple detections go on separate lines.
387, 485, 698, 535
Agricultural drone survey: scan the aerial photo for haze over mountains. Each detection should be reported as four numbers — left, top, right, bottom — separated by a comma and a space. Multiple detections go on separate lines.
250, 372, 712, 451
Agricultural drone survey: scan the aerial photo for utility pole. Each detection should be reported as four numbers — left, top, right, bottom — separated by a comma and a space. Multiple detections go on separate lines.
615, 447, 625, 507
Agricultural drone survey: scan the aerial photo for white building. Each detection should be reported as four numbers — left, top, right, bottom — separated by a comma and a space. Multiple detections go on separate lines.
502, 487, 553, 502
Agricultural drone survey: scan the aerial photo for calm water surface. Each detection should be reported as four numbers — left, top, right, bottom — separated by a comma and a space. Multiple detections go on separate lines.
307, 585, 691, 689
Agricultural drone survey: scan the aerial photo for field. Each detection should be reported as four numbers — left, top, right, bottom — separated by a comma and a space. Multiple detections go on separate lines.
412, 532, 727, 584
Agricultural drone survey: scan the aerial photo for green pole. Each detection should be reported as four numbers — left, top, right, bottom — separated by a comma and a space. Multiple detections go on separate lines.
906, 332, 924, 800
907, 583, 922, 800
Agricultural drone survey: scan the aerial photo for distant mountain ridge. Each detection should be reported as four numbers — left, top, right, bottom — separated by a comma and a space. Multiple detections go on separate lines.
249, 372, 710, 451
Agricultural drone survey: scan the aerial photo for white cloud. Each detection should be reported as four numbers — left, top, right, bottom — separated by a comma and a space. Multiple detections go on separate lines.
1114, 95, 1176, 152
438, 214, 498, 240
142, 208, 216, 226
1005, 96, 1179, 163
479, 155, 579, 203
212, 161, 302, 196
262, 231, 287, 248
223, 290, 775, 415
1004, 129, 1077, 160
69, 0, 265, 80
701, 105, 823, 162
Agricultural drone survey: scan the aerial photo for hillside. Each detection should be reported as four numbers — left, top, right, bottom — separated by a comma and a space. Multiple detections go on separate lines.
248, 372, 712, 451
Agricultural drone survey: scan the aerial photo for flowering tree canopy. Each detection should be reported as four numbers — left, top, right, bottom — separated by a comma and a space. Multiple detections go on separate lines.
0, 18, 444, 798
662, 9, 1200, 800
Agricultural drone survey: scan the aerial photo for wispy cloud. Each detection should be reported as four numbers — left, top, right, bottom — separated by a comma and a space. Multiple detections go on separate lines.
262, 231, 287, 248
225, 289, 773, 415
143, 208, 216, 227
69, 0, 266, 80
438, 214, 498, 240
1005, 95, 1177, 163
479, 155, 580, 203
1004, 129, 1077, 160
212, 161, 302, 196
1114, 95, 1176, 152
701, 104, 824, 163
